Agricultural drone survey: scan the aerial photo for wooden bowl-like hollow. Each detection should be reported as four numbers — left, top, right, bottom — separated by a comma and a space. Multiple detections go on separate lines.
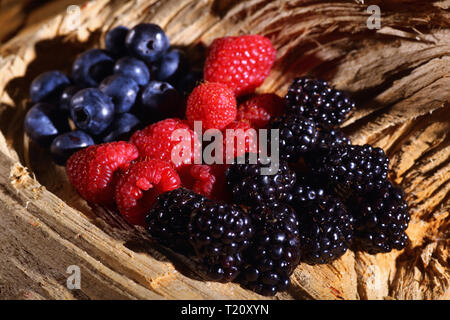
0, 0, 448, 300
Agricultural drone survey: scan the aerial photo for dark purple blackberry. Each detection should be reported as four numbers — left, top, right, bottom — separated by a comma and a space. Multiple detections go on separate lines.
295, 195, 353, 264
286, 77, 355, 126
146, 188, 206, 253
311, 144, 389, 194
304, 126, 351, 169
240, 203, 301, 296
270, 114, 318, 162
289, 174, 329, 206
315, 125, 351, 151
188, 200, 253, 282
225, 154, 296, 205
348, 182, 410, 254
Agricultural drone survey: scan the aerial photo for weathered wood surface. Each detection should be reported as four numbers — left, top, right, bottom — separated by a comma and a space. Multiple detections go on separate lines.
0, 0, 88, 44
0, 0, 448, 300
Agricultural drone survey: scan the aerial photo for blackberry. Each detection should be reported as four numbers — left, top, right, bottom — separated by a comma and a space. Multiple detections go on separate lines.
286, 77, 355, 126
289, 174, 328, 206
226, 154, 296, 205
146, 188, 206, 253
311, 144, 389, 194
188, 200, 253, 282
303, 126, 351, 181
295, 195, 353, 264
270, 114, 318, 162
315, 125, 351, 152
348, 182, 410, 254
240, 203, 301, 296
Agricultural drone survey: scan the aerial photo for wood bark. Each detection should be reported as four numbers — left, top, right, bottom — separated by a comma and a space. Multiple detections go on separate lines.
0, 0, 448, 300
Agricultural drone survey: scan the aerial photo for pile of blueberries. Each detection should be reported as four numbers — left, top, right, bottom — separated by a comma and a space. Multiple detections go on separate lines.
24, 23, 202, 164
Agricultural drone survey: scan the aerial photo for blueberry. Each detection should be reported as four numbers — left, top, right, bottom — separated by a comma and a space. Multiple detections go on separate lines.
70, 88, 115, 135
152, 48, 189, 81
125, 23, 170, 63
50, 130, 94, 165
99, 75, 139, 114
60, 85, 82, 112
29, 71, 71, 104
138, 81, 183, 122
114, 56, 150, 86
72, 49, 114, 87
24, 103, 70, 147
101, 113, 141, 143
175, 69, 203, 94
105, 26, 129, 57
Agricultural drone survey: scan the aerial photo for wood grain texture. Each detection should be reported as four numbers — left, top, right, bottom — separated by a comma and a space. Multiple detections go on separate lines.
0, 0, 448, 300
0, 0, 88, 44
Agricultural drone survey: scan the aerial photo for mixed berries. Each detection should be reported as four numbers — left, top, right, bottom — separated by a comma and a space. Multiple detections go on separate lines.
24, 22, 410, 296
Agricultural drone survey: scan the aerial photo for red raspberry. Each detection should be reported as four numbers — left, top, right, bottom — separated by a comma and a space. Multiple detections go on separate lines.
115, 159, 181, 226
236, 93, 285, 129
178, 164, 216, 197
129, 118, 200, 169
178, 164, 231, 201
204, 35, 276, 96
66, 142, 139, 205
208, 164, 231, 202
223, 119, 258, 161
186, 82, 237, 130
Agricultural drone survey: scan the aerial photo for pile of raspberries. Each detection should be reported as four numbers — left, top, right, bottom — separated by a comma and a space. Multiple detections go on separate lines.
24, 23, 410, 296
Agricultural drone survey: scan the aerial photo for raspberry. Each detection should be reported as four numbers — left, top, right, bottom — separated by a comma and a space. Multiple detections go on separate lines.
207, 164, 231, 202
223, 119, 258, 161
66, 141, 139, 205
178, 164, 216, 197
236, 94, 285, 129
204, 35, 276, 96
187, 164, 216, 196
186, 82, 237, 130
178, 164, 231, 202
129, 118, 200, 169
188, 200, 253, 282
115, 159, 181, 226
